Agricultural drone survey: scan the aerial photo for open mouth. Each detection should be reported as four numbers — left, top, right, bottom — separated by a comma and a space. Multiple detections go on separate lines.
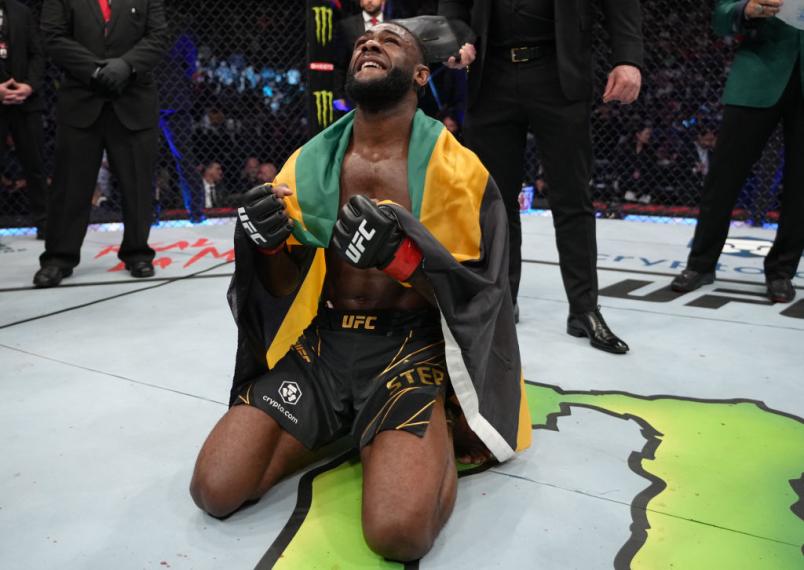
355, 58, 387, 73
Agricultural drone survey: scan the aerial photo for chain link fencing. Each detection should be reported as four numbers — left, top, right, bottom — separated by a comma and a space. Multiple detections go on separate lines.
1, 0, 308, 233
0, 0, 785, 233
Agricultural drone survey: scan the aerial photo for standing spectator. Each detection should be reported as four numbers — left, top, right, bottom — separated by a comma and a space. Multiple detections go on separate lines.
671, 0, 803, 303
335, 0, 386, 105
34, 0, 169, 287
0, 0, 47, 239
439, 0, 643, 353
340, 0, 386, 56
618, 124, 656, 204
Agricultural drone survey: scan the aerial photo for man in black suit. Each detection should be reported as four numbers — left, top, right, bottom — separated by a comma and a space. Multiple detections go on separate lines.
33, 0, 168, 288
335, 0, 385, 104
0, 0, 47, 239
439, 0, 643, 354
677, 124, 717, 204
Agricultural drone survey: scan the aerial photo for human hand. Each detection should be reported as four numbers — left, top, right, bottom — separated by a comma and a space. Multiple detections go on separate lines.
2, 80, 33, 104
603, 65, 642, 104
332, 195, 403, 269
0, 79, 14, 101
744, 0, 784, 19
237, 184, 294, 251
96, 58, 133, 95
445, 43, 476, 70
269, 183, 293, 201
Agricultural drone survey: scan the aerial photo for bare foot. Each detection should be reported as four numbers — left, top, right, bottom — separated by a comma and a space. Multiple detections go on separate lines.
447, 397, 493, 465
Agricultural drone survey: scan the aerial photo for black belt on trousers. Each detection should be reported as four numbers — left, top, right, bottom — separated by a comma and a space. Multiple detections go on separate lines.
490, 44, 556, 63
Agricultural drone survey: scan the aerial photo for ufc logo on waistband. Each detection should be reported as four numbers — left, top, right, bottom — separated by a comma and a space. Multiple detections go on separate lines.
341, 315, 377, 330
345, 220, 375, 263
238, 208, 267, 246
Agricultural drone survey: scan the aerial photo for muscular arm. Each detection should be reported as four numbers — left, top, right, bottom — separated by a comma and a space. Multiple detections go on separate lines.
406, 269, 437, 306
254, 247, 311, 298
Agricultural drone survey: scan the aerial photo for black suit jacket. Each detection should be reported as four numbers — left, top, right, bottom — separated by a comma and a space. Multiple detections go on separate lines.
40, 0, 168, 130
2, 0, 46, 112
438, 0, 644, 104
334, 14, 367, 98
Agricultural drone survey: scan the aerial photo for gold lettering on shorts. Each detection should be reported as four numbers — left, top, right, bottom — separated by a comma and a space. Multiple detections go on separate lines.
342, 315, 379, 330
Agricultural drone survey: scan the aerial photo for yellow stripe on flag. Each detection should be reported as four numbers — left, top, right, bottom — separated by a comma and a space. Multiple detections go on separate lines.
516, 372, 533, 451
273, 147, 307, 237
419, 129, 488, 263
266, 249, 327, 368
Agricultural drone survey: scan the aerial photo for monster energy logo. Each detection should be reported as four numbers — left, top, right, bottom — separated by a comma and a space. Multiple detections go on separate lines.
312, 6, 333, 45
314, 90, 334, 128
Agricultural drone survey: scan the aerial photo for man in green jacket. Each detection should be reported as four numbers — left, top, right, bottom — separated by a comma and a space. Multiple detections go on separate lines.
671, 0, 803, 302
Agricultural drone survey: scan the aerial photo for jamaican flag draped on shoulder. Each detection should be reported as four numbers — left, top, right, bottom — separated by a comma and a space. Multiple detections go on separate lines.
227, 109, 531, 462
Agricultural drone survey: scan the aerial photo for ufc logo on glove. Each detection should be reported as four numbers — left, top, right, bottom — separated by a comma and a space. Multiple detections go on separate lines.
238, 208, 268, 246
345, 220, 376, 263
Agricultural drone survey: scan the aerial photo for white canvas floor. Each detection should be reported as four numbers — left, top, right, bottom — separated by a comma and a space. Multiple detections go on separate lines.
1, 215, 802, 569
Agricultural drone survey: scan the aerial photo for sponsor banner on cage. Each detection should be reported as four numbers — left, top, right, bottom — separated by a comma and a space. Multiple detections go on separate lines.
307, 0, 343, 135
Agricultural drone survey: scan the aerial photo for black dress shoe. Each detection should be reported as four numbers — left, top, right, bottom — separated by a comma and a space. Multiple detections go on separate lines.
126, 261, 155, 278
567, 307, 629, 354
670, 269, 715, 292
33, 265, 73, 288
766, 278, 795, 303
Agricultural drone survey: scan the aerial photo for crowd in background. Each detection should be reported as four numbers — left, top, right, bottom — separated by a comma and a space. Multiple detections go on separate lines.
0, 0, 786, 228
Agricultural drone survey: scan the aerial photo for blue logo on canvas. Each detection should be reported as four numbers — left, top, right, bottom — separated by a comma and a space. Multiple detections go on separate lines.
719, 236, 773, 258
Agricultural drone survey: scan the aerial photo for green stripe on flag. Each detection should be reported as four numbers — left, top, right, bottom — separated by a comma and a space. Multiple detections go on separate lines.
291, 109, 444, 247
407, 110, 445, 220
293, 112, 355, 247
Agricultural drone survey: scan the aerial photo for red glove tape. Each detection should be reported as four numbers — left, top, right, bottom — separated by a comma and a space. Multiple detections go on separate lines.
382, 237, 422, 282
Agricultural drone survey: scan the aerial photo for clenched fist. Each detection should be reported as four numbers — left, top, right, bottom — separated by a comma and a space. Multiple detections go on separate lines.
237, 184, 294, 251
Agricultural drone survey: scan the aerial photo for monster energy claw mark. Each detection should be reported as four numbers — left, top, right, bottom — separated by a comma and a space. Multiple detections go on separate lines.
314, 91, 334, 128
312, 7, 333, 45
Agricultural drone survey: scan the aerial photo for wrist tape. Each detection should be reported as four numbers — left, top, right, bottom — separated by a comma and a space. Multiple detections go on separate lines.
382, 237, 422, 282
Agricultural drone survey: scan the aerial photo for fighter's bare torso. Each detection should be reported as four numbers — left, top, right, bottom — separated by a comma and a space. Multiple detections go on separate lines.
323, 122, 431, 311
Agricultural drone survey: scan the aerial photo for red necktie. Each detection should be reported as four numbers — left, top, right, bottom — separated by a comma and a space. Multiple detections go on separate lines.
98, 0, 111, 23
369, 17, 378, 26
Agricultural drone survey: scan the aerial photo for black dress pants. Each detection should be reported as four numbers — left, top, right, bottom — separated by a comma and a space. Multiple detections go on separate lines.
687, 61, 804, 281
41, 105, 158, 269
0, 108, 47, 228
464, 51, 597, 313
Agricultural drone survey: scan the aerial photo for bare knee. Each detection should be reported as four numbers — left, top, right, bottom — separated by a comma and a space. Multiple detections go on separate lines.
362, 511, 436, 562
189, 469, 251, 519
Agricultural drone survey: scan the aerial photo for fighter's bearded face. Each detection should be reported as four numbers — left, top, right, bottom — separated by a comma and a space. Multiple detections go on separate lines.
345, 23, 429, 112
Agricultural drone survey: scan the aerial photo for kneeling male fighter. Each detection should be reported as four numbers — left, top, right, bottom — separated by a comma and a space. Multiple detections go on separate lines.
190, 22, 531, 562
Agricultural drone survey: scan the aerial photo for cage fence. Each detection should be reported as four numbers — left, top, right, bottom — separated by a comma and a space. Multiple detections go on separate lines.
0, 0, 786, 235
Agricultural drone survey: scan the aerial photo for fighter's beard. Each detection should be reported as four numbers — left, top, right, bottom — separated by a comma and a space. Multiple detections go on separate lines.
345, 66, 413, 113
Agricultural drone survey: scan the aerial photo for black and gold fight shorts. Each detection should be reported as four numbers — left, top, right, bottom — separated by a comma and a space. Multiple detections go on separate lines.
234, 307, 449, 450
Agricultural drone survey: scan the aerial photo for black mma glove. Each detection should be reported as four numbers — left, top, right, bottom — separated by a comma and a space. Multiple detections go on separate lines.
331, 195, 422, 281
95, 58, 132, 95
237, 184, 294, 253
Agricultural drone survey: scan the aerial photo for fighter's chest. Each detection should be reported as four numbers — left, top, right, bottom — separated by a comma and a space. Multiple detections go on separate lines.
339, 148, 410, 209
